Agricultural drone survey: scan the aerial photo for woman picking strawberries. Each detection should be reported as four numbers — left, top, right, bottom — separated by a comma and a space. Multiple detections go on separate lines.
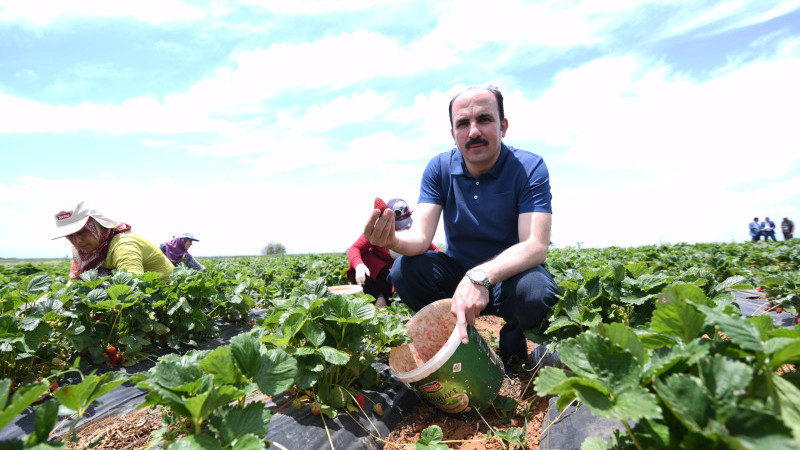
52, 201, 174, 280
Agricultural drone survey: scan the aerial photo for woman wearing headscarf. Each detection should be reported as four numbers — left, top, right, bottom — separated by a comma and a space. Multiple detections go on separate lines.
52, 201, 173, 280
160, 233, 206, 271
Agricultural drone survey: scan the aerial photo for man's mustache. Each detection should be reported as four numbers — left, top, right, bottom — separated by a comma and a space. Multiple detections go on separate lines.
465, 137, 489, 147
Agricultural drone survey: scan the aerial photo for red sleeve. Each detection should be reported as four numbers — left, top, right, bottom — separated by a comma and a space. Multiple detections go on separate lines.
347, 234, 370, 268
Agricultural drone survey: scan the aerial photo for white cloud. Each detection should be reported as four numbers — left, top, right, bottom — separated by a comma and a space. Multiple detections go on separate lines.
0, 93, 237, 134
512, 42, 799, 183
0, 0, 206, 26
663, 0, 800, 38
240, 0, 398, 15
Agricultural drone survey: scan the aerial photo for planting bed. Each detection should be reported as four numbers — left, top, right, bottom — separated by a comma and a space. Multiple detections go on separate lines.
41, 315, 551, 449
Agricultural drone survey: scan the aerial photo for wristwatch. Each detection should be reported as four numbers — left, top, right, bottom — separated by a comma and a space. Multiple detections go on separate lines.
466, 268, 492, 289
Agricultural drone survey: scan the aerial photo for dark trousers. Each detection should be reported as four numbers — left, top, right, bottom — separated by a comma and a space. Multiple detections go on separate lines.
347, 264, 393, 302
390, 251, 559, 363
363, 264, 393, 301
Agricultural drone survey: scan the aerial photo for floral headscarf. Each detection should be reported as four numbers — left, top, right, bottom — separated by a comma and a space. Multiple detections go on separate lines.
69, 218, 132, 279
162, 237, 191, 265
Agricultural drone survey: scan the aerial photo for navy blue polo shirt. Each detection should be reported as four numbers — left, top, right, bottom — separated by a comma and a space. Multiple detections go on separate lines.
419, 144, 552, 268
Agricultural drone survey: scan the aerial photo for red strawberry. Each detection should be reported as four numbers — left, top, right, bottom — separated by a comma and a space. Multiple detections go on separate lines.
310, 403, 320, 416
374, 197, 388, 213
757, 286, 763, 292
373, 403, 383, 416
111, 353, 122, 365
106, 346, 117, 356
776, 308, 783, 313
796, 315, 800, 324
355, 393, 366, 409
50, 381, 58, 391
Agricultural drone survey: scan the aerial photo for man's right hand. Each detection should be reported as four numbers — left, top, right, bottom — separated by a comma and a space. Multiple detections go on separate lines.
450, 277, 490, 345
364, 208, 397, 248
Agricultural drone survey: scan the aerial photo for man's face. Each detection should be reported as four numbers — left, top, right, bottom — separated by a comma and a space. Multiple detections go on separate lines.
450, 89, 508, 175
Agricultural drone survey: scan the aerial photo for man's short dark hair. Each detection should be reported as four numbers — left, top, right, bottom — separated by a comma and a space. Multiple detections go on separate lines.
448, 85, 505, 127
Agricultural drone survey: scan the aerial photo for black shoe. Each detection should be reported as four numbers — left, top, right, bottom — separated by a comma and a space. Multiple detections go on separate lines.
502, 354, 534, 377
530, 343, 562, 369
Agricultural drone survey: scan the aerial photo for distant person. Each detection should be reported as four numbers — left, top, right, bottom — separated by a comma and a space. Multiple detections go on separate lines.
781, 217, 794, 240
749, 217, 762, 242
347, 198, 439, 308
761, 217, 777, 242
52, 201, 173, 280
160, 233, 207, 271
364, 85, 559, 370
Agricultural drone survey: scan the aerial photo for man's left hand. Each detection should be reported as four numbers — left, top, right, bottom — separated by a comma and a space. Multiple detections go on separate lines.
450, 277, 490, 345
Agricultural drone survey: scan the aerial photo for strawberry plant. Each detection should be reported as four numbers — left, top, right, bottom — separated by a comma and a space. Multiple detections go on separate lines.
535, 284, 800, 449
0, 377, 60, 448
133, 333, 297, 448
256, 278, 411, 416
0, 357, 129, 447
416, 425, 449, 449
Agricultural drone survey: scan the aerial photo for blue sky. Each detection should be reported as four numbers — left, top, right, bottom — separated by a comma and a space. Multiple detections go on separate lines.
2, 0, 799, 258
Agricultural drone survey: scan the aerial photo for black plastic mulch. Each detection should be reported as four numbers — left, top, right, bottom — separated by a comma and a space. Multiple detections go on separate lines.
0, 308, 420, 449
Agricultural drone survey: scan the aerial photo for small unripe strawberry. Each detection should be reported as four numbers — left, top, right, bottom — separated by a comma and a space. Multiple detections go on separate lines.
373, 403, 383, 416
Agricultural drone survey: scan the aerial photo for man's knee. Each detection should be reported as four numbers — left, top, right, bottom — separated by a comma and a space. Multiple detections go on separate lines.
502, 266, 558, 324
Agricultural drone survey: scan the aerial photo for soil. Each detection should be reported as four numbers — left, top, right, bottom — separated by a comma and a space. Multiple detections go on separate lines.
56, 408, 162, 449
383, 315, 547, 449
64, 315, 548, 449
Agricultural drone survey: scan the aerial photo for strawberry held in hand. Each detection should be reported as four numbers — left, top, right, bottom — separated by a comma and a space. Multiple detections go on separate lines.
374, 197, 388, 213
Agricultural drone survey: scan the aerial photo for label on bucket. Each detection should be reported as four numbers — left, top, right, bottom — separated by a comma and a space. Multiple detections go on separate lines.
409, 326, 503, 414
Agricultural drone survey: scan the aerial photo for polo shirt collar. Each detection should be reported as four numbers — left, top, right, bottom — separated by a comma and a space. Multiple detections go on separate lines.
450, 143, 510, 179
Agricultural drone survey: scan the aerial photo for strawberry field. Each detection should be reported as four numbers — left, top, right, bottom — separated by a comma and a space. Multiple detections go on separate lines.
2, 240, 800, 449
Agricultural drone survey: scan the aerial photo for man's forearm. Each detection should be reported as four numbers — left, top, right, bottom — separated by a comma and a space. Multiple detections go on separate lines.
390, 230, 433, 257
474, 239, 548, 285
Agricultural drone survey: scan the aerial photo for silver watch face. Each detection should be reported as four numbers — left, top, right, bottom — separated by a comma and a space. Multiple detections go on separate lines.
468, 269, 490, 287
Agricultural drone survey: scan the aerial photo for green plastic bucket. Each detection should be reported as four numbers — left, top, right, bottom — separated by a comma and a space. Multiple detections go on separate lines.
389, 299, 504, 414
